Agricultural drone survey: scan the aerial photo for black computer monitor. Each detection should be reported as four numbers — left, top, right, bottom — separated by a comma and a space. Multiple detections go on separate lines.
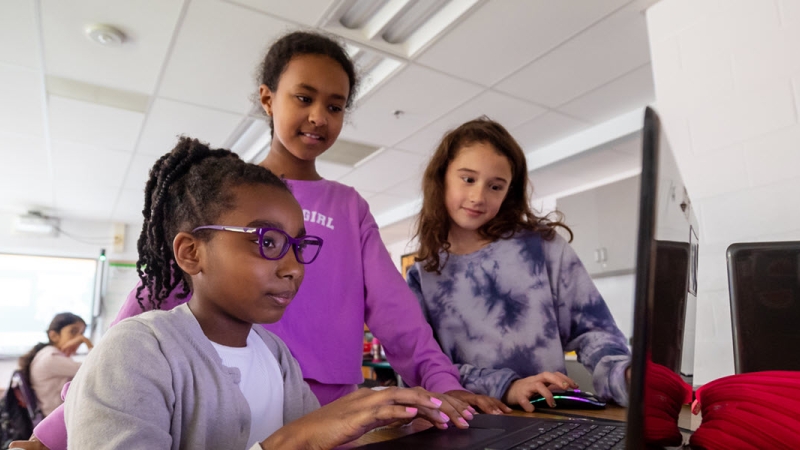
626, 107, 699, 448
727, 241, 800, 373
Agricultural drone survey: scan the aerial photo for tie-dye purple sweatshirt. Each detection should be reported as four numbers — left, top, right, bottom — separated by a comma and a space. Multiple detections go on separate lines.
407, 231, 631, 405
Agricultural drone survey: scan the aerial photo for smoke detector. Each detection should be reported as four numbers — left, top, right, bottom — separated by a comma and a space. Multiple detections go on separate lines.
84, 24, 125, 47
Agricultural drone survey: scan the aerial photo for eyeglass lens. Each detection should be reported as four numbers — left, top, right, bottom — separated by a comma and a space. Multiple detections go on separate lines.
260, 229, 321, 263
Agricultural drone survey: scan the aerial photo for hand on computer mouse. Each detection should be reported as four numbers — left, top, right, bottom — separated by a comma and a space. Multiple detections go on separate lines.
502, 372, 579, 412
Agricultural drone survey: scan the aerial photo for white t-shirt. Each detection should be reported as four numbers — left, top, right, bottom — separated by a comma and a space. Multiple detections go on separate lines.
210, 329, 284, 449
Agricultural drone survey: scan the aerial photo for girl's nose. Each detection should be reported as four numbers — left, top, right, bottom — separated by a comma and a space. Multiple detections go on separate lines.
308, 104, 327, 127
469, 186, 485, 204
277, 246, 304, 281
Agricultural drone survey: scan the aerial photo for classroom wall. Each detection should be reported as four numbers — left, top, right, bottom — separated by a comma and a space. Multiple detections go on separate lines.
647, 0, 800, 384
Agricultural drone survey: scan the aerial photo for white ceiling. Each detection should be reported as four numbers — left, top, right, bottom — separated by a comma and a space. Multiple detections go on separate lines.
0, 0, 657, 227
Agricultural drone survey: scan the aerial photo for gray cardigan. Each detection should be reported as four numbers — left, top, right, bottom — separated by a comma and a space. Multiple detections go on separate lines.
64, 304, 319, 450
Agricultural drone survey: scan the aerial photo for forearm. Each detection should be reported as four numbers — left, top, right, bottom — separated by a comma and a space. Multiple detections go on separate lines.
592, 355, 630, 406
377, 327, 463, 393
458, 364, 520, 399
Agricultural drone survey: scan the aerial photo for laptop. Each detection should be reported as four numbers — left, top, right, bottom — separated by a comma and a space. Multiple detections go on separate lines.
356, 107, 699, 450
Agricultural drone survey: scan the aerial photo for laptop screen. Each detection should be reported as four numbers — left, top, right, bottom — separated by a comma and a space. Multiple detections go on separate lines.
625, 107, 699, 448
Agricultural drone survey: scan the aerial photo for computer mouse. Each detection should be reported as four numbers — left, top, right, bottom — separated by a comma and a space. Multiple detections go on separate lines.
529, 389, 607, 410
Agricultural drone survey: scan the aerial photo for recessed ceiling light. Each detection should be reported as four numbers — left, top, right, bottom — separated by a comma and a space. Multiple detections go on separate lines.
84, 24, 125, 47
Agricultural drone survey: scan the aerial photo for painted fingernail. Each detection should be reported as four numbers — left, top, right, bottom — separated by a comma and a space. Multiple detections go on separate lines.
462, 409, 474, 420
406, 407, 418, 415
430, 397, 443, 407
468, 406, 477, 414
493, 409, 502, 415
439, 412, 450, 423
458, 418, 469, 427
562, 382, 569, 388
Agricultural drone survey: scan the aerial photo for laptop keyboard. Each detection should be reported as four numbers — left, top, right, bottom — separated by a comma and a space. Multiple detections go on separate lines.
509, 422, 626, 450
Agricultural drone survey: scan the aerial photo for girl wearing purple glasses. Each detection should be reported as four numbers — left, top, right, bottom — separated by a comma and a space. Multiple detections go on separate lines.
53, 138, 451, 450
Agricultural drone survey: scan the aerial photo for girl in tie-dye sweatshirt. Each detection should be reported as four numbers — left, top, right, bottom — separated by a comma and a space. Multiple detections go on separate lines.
408, 117, 631, 411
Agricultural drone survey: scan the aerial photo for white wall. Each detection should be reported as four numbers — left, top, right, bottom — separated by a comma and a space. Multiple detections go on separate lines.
647, 0, 800, 384
593, 274, 636, 342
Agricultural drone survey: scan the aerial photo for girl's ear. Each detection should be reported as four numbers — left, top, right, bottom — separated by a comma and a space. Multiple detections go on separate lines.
48, 330, 59, 344
173, 232, 202, 276
259, 84, 273, 117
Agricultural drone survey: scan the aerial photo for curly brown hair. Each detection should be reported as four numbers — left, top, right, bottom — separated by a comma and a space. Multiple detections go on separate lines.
413, 117, 572, 274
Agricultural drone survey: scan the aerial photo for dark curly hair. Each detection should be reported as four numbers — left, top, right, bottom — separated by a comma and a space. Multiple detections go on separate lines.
256, 30, 359, 135
414, 117, 573, 274
135, 137, 290, 311
18, 312, 86, 389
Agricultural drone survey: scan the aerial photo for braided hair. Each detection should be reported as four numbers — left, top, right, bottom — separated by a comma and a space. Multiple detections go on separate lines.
135, 137, 290, 311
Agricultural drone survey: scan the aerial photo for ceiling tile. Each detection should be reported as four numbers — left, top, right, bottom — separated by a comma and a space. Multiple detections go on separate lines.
111, 188, 145, 224
159, 0, 295, 114
54, 184, 119, 221
416, 0, 629, 86
136, 98, 243, 155
124, 153, 162, 190
315, 160, 353, 181
365, 193, 414, 217
340, 65, 482, 147
495, 3, 650, 108
41, 0, 183, 94
0, 0, 40, 69
338, 149, 423, 194
51, 141, 133, 189
383, 175, 423, 201
558, 64, 655, 124
512, 112, 589, 153
0, 132, 47, 177
48, 96, 144, 152
0, 172, 53, 211
395, 90, 546, 155
0, 66, 45, 136
226, 0, 336, 26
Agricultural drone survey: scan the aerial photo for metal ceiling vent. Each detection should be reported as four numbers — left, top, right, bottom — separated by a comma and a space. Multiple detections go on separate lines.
323, 0, 480, 57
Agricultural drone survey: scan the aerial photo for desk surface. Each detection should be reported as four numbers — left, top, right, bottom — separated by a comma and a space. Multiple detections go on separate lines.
341, 405, 700, 448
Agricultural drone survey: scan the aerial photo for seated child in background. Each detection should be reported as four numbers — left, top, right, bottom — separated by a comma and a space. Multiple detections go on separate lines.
408, 117, 631, 412
17, 313, 92, 416
60, 138, 452, 450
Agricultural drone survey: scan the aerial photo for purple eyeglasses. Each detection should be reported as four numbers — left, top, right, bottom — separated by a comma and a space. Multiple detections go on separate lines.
192, 225, 323, 264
